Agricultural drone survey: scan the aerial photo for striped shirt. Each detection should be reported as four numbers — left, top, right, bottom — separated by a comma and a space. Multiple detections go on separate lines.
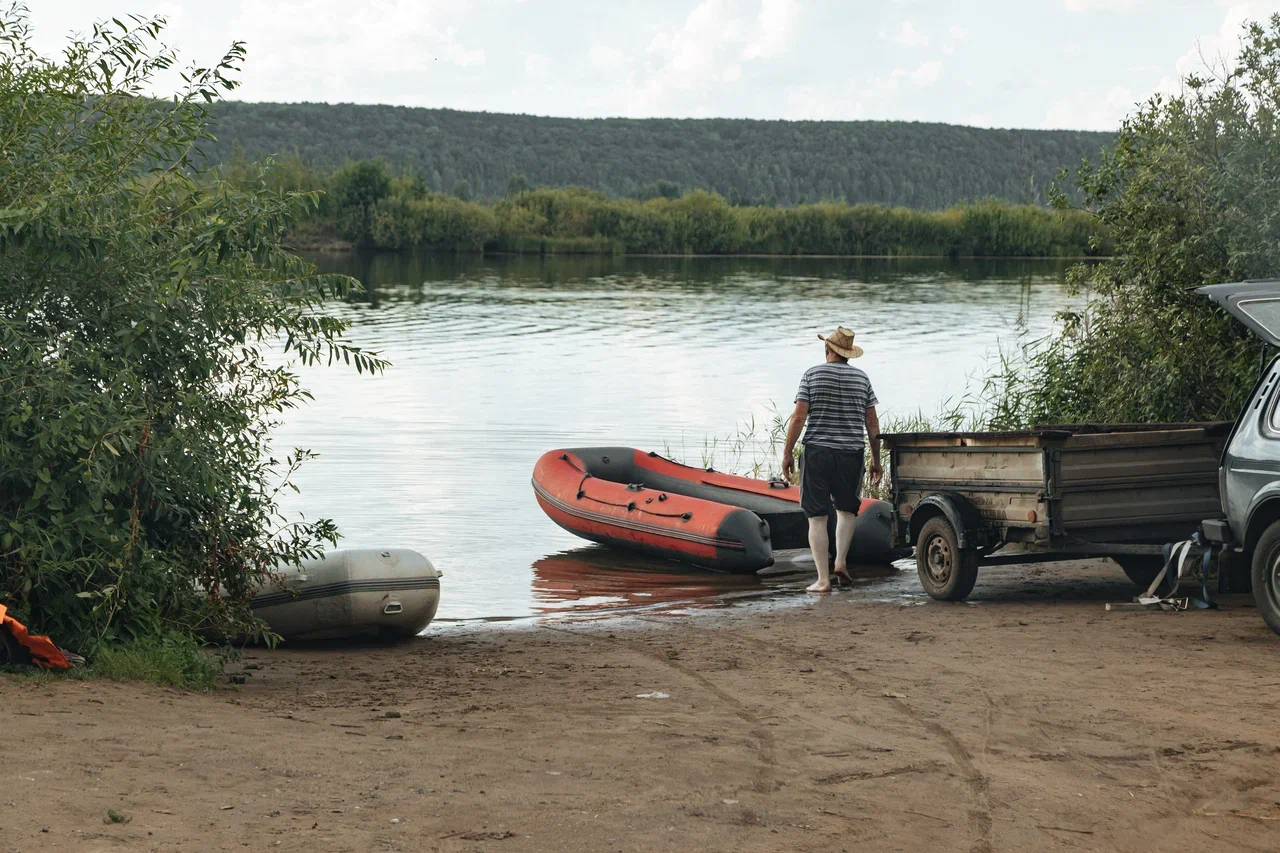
794, 363, 879, 451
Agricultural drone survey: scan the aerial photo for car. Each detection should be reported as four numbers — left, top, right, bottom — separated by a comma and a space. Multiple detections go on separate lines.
1197, 279, 1280, 634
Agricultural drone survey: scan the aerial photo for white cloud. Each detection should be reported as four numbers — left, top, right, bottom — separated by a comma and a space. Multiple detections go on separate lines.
1144, 2, 1280, 101
610, 0, 798, 115
1173, 2, 1280, 79
1041, 85, 1135, 129
880, 21, 929, 48
524, 53, 552, 83
949, 25, 971, 40
742, 0, 801, 60
645, 0, 738, 76
1063, 0, 1145, 10
202, 0, 488, 103
588, 44, 628, 69
783, 84, 863, 120
890, 59, 943, 87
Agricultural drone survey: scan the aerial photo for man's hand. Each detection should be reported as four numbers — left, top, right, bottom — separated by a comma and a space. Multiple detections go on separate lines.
781, 400, 808, 484
866, 406, 882, 486
781, 451, 796, 482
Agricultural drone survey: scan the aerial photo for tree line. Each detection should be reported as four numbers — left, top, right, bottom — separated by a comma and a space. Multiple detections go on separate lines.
205, 102, 1114, 210
224, 154, 1107, 258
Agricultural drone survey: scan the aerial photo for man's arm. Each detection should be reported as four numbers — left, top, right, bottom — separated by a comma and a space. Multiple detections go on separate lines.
866, 406, 882, 484
781, 400, 808, 481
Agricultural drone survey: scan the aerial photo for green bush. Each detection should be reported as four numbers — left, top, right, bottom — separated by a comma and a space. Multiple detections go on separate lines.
0, 8, 383, 651
331, 159, 392, 244
971, 14, 1280, 427
265, 167, 1102, 257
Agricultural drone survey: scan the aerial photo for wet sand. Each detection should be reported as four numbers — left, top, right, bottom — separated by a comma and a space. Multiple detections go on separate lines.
4, 559, 1280, 853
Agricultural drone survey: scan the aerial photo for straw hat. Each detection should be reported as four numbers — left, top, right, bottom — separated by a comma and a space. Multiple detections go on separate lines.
818, 326, 863, 359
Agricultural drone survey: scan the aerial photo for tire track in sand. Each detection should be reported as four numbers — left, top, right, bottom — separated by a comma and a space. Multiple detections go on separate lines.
540, 624, 780, 794
658, 620, 994, 853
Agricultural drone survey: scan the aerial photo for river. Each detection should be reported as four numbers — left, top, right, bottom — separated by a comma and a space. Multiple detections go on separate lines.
275, 253, 1078, 623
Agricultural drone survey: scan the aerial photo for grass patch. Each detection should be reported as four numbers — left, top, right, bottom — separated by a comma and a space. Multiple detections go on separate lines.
104, 809, 131, 825
0, 632, 223, 691
669, 402, 965, 501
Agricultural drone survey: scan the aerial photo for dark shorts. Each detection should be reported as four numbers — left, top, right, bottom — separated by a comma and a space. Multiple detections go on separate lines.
799, 445, 864, 518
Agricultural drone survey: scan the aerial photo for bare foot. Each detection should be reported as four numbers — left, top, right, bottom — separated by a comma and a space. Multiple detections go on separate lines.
833, 566, 852, 585
806, 580, 832, 593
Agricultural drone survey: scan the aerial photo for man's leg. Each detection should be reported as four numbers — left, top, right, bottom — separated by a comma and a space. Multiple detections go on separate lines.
831, 448, 865, 578
807, 515, 831, 593
834, 511, 857, 574
800, 447, 834, 593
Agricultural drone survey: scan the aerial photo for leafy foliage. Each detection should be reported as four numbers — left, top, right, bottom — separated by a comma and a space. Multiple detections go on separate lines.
230, 157, 1105, 257
0, 6, 384, 650
203, 102, 1113, 210
972, 15, 1280, 428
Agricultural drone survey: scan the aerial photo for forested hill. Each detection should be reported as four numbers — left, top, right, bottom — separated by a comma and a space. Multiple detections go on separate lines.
205, 103, 1112, 209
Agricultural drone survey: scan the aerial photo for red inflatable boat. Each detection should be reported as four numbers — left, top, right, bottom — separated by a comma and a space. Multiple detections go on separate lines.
532, 447, 893, 573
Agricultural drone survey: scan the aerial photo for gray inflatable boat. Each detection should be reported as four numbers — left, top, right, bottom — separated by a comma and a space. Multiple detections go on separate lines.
250, 549, 441, 641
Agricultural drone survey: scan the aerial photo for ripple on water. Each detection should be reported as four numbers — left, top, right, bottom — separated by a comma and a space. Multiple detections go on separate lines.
273, 254, 1078, 621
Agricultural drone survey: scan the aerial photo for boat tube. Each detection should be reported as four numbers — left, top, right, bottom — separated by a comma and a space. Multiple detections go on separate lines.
532, 447, 894, 573
250, 548, 441, 641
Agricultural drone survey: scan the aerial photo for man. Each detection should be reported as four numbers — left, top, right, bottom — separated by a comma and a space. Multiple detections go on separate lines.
781, 326, 882, 593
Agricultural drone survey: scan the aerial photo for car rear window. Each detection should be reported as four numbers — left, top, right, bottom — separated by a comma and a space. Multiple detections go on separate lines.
1239, 298, 1280, 339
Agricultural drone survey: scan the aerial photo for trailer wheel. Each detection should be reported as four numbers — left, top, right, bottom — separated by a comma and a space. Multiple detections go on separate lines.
1251, 521, 1280, 636
916, 516, 979, 601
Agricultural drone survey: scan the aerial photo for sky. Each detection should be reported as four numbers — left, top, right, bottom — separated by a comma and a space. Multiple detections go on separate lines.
25, 0, 1280, 130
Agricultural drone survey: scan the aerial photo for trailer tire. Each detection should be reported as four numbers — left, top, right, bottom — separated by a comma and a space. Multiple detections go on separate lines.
915, 516, 979, 601
1251, 521, 1280, 636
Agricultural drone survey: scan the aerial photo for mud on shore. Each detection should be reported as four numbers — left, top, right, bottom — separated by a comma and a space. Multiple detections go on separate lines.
4, 560, 1280, 853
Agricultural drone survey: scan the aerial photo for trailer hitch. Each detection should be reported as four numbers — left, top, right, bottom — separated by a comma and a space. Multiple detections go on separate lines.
1144, 533, 1218, 610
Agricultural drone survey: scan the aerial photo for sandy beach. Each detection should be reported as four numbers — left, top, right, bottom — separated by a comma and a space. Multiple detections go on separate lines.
4, 560, 1280, 853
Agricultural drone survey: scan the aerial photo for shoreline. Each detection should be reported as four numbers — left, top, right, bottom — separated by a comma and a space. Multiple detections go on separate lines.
288, 243, 1109, 261
6, 558, 1278, 852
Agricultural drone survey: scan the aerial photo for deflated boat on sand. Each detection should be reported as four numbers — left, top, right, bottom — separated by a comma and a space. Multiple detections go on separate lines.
250, 549, 442, 641
532, 447, 895, 573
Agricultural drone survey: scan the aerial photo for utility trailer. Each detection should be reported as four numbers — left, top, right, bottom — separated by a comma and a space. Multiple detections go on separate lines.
884, 423, 1233, 600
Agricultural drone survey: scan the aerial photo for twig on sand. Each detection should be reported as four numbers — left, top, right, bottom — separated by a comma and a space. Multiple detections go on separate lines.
1037, 825, 1094, 835
1195, 809, 1280, 823
905, 810, 951, 825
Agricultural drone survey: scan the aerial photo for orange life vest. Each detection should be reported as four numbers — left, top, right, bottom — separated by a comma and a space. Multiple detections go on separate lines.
0, 603, 73, 670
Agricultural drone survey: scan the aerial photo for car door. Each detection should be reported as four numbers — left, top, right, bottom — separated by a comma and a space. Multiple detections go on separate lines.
1197, 280, 1280, 346
1198, 281, 1280, 529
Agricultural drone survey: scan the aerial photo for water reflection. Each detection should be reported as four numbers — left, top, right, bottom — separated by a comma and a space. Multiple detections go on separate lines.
530, 546, 903, 616
531, 547, 774, 613
273, 254, 1076, 621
